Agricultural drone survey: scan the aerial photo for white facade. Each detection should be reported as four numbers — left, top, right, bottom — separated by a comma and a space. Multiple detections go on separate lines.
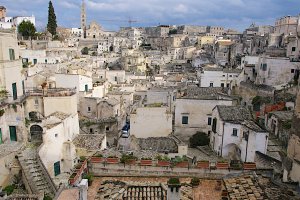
131, 107, 172, 138
55, 74, 93, 93
199, 68, 242, 88
255, 56, 296, 86
210, 106, 269, 162
39, 113, 79, 178
0, 30, 25, 102
13, 16, 35, 27
175, 98, 233, 137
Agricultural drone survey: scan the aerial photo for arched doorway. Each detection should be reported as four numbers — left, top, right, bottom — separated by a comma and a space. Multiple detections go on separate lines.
223, 143, 241, 161
30, 125, 43, 143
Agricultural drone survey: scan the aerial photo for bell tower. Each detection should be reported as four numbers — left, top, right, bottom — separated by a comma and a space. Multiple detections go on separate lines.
81, 0, 87, 38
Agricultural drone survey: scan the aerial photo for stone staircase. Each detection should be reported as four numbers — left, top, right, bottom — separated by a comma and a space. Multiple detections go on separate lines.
17, 148, 56, 197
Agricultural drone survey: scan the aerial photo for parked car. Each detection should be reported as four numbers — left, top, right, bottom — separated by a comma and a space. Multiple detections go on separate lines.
121, 123, 130, 138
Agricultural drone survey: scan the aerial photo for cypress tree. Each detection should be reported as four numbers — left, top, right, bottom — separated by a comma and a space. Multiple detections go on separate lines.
47, 0, 57, 36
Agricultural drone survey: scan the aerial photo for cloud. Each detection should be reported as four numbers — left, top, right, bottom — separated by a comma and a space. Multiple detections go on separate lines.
2, 0, 300, 31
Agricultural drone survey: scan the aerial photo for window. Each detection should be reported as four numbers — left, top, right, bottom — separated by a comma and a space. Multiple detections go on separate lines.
221, 83, 224, 88
292, 47, 296, 52
9, 49, 15, 60
55, 134, 58, 137
226, 84, 230, 88
87, 107, 91, 112
90, 128, 93, 133
209, 83, 213, 87
0, 128, 2, 144
229, 75, 232, 77
85, 84, 88, 92
232, 128, 238, 137
208, 117, 212, 125
106, 127, 110, 131
115, 76, 118, 82
262, 63, 267, 71
212, 118, 217, 133
34, 99, 39, 105
22, 80, 25, 95
182, 116, 189, 125
291, 69, 295, 73
12, 83, 17, 100
54, 161, 61, 176
9, 126, 17, 141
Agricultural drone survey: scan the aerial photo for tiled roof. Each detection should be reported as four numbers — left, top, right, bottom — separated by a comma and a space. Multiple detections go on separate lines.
216, 106, 252, 123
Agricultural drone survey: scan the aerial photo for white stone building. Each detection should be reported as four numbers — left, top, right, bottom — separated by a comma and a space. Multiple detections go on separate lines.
130, 107, 172, 138
199, 67, 243, 88
210, 106, 269, 162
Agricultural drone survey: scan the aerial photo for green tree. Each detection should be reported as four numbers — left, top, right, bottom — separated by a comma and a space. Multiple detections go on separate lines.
18, 21, 36, 38
189, 132, 209, 148
47, 1, 57, 36
81, 47, 89, 55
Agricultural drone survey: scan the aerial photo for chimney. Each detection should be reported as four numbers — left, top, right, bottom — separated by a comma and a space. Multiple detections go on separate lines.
167, 178, 181, 200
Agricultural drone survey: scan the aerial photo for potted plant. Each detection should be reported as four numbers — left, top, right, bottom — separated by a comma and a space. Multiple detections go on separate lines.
216, 160, 229, 169
190, 177, 200, 187
156, 155, 171, 167
90, 154, 103, 163
197, 160, 210, 169
83, 173, 94, 186
121, 154, 137, 165
106, 155, 119, 164
243, 162, 256, 170
173, 156, 189, 168
140, 157, 153, 166
69, 173, 78, 185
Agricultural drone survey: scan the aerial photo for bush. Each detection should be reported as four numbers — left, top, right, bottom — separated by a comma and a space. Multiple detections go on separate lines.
120, 154, 137, 163
81, 47, 89, 55
83, 173, 94, 186
156, 155, 170, 161
190, 177, 200, 186
80, 156, 86, 161
168, 177, 180, 185
43, 195, 52, 200
3, 185, 15, 195
189, 132, 209, 148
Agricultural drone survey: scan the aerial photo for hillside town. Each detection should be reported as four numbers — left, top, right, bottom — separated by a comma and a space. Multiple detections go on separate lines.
1, 1, 300, 200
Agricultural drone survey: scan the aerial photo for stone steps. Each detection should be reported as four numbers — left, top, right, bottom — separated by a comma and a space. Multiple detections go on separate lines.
18, 148, 54, 196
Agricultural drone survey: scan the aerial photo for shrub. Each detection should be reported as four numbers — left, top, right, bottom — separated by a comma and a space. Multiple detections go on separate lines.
80, 156, 86, 161
43, 195, 52, 200
3, 185, 15, 195
168, 177, 180, 185
189, 132, 209, 148
190, 177, 200, 186
83, 173, 94, 186
81, 47, 89, 55
120, 154, 137, 163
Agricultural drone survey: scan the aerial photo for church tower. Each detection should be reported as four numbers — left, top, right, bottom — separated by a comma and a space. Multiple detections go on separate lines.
81, 0, 87, 38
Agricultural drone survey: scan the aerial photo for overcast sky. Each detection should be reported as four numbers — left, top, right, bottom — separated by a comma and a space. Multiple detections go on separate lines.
2, 0, 300, 31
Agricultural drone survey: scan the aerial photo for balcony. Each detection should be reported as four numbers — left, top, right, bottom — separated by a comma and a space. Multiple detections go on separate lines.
25, 87, 77, 97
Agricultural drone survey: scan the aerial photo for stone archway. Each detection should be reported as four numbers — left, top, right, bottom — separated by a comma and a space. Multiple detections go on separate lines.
223, 143, 241, 161
30, 125, 43, 143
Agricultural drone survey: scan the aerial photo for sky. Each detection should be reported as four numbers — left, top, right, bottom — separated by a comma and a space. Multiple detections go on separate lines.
2, 0, 300, 31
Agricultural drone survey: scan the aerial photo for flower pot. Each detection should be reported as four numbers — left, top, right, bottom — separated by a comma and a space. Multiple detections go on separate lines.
106, 158, 119, 164
216, 162, 229, 169
90, 157, 103, 163
243, 162, 256, 170
140, 160, 152, 166
197, 161, 209, 169
175, 161, 189, 168
157, 160, 170, 167
126, 159, 137, 165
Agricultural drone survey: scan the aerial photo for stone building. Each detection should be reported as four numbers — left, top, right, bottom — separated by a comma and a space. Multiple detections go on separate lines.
210, 105, 269, 162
